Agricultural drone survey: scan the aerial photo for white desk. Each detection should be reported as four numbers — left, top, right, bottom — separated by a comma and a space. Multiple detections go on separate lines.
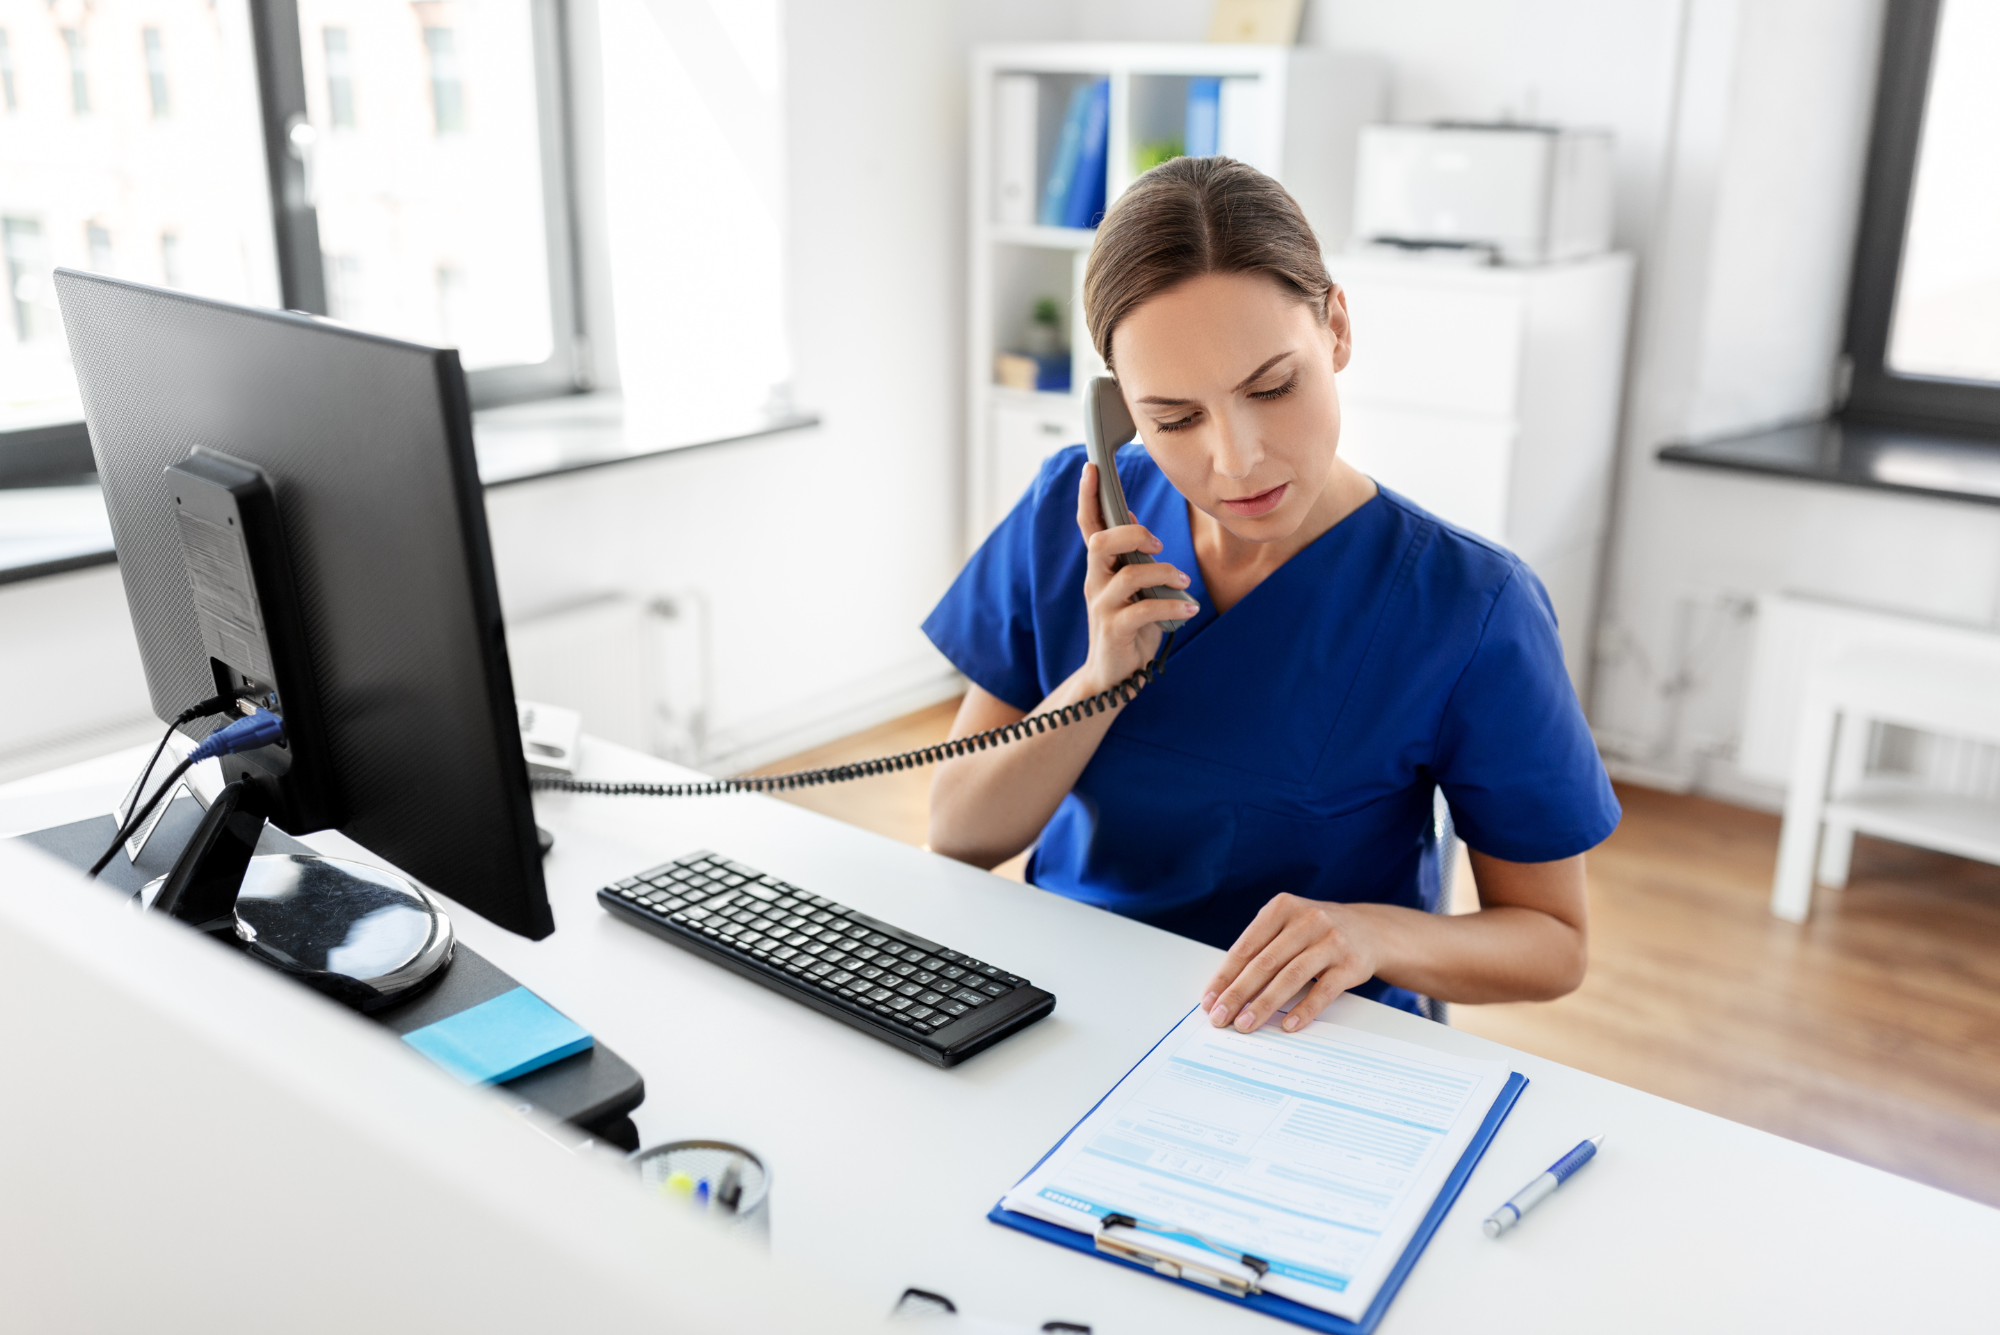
5, 738, 1995, 1334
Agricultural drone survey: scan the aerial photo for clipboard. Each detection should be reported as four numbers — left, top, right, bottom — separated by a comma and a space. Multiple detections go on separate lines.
987, 1013, 1529, 1334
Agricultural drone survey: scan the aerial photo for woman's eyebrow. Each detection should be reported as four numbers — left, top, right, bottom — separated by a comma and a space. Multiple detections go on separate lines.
1134, 352, 1295, 406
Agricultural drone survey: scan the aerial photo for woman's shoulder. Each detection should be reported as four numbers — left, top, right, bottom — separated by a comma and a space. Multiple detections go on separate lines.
1368, 485, 1549, 620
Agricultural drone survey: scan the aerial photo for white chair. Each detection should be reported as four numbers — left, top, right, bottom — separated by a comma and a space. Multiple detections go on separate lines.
1771, 644, 2000, 921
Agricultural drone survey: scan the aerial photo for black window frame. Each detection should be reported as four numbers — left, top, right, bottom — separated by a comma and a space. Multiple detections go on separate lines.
0, 0, 590, 487
1843, 0, 2000, 438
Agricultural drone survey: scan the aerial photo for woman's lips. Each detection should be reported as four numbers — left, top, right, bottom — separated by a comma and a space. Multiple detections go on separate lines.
1219, 482, 1289, 517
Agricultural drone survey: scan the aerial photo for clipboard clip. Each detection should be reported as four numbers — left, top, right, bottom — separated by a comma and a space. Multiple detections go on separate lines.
1093, 1212, 1270, 1297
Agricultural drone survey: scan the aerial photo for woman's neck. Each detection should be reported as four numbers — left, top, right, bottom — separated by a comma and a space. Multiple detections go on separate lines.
1188, 457, 1377, 615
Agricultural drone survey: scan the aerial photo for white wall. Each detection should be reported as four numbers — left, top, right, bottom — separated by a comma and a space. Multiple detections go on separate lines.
485, 0, 978, 772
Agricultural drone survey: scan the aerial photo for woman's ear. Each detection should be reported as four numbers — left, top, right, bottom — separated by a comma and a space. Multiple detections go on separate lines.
1325, 285, 1353, 373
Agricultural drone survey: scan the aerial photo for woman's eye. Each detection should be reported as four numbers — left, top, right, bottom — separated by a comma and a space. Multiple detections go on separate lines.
1250, 375, 1298, 401
1155, 413, 1199, 434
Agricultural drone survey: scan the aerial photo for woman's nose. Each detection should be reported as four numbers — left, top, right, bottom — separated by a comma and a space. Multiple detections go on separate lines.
1210, 413, 1260, 480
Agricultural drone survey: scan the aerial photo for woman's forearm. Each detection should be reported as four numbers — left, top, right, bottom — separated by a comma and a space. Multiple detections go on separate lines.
926, 673, 1122, 868
1347, 900, 1587, 1004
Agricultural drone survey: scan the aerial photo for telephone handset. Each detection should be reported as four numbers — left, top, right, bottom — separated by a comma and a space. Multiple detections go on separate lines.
1085, 376, 1187, 632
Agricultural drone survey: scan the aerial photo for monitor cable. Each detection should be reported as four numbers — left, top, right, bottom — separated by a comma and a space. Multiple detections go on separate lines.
88, 706, 287, 877
534, 634, 1175, 799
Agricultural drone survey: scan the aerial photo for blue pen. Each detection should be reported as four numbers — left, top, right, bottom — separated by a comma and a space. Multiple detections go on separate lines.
1482, 1135, 1603, 1237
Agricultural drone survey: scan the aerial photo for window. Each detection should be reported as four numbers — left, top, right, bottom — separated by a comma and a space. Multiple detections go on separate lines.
423, 27, 464, 135
323, 27, 354, 128
159, 232, 181, 289
325, 253, 361, 322
4, 219, 53, 344
0, 1, 272, 443
1, 0, 588, 485
143, 27, 169, 118
297, 0, 569, 382
1845, 0, 2000, 435
62, 28, 87, 115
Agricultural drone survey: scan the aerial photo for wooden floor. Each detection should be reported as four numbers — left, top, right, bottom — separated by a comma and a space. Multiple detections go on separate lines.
755, 700, 2000, 1207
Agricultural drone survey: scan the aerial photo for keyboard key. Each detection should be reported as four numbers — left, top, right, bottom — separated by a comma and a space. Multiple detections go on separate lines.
828, 970, 854, 986
912, 970, 937, 985
896, 982, 922, 998
865, 986, 894, 1003
980, 982, 1009, 997
938, 1000, 969, 1016
908, 1005, 935, 1021
939, 966, 965, 981
917, 990, 944, 1006
952, 988, 987, 1007
886, 997, 913, 1012
891, 962, 918, 978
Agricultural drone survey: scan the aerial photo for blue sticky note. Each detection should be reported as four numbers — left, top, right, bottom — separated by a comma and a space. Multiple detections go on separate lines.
402, 986, 594, 1085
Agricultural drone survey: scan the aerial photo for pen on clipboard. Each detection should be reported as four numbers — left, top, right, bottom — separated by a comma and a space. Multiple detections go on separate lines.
1483, 1135, 1603, 1237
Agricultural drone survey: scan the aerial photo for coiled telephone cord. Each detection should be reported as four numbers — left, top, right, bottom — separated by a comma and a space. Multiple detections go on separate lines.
533, 634, 1173, 799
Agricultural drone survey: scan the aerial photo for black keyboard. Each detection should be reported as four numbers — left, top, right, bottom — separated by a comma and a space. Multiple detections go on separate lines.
596, 851, 1055, 1067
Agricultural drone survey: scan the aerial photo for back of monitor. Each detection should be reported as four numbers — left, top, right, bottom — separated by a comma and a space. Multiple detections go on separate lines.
0, 840, 885, 1335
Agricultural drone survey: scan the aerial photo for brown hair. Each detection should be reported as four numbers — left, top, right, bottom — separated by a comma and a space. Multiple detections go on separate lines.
1083, 156, 1332, 370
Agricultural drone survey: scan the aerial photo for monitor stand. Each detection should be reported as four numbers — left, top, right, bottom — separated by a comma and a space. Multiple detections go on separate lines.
141, 779, 453, 1012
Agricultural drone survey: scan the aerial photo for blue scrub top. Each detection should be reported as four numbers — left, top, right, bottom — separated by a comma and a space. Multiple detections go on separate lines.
922, 444, 1619, 1014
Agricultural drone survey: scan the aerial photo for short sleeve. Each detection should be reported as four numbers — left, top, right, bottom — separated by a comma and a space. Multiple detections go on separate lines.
920, 452, 1072, 713
1433, 565, 1620, 863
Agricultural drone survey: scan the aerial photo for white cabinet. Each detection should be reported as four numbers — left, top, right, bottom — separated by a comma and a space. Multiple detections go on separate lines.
988, 390, 1084, 528
1332, 252, 1634, 692
966, 43, 1386, 544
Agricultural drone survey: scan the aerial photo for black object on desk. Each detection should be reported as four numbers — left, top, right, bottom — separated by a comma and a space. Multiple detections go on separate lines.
598, 850, 1054, 1067
17, 801, 645, 1150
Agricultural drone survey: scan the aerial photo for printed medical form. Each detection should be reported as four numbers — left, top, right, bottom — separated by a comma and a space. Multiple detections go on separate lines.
1000, 1009, 1513, 1320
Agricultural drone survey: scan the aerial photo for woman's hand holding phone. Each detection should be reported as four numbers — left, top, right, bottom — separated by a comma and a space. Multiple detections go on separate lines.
1076, 462, 1200, 693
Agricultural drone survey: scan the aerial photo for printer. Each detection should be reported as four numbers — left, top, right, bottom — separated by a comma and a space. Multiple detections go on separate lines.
1352, 123, 1614, 265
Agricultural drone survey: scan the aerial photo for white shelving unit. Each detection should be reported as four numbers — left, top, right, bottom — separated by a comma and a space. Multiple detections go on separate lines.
966, 43, 1386, 546
1331, 250, 1636, 695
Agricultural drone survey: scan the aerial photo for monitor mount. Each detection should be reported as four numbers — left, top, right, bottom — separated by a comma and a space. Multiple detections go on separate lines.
146, 449, 453, 1011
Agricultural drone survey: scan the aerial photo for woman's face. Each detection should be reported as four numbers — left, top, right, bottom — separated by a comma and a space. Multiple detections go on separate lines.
1110, 270, 1352, 545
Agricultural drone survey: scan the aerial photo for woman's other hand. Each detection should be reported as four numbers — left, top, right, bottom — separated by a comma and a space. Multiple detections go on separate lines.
1199, 894, 1385, 1034
1077, 462, 1200, 692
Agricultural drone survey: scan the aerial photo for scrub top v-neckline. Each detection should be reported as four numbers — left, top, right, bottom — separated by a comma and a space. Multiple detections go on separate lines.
1156, 485, 1388, 669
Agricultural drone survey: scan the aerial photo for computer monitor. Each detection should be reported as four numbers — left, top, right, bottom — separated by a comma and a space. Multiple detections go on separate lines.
55, 270, 553, 938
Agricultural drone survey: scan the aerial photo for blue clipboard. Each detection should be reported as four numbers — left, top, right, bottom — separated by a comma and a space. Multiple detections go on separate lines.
987, 1012, 1530, 1334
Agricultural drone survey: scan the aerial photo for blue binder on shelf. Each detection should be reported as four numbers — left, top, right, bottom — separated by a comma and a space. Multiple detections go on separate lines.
987, 1014, 1529, 1334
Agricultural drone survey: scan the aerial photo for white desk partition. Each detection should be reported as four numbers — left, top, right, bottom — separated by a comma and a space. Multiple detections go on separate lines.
4, 737, 1995, 1333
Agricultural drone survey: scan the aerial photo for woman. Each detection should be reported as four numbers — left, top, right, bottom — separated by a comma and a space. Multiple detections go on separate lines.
922, 157, 1618, 1034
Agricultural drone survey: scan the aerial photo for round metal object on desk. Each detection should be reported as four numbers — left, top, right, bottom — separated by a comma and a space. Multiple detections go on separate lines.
142, 854, 453, 1011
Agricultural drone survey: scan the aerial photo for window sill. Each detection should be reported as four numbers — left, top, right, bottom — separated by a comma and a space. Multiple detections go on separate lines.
474, 391, 820, 488
1657, 416, 2000, 507
0, 392, 822, 586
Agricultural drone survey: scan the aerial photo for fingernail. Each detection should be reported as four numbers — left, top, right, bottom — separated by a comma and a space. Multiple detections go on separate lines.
1234, 1010, 1258, 1032
1283, 1014, 1301, 1032
1173, 573, 1190, 587
1210, 1002, 1231, 1026
1184, 603, 1200, 615
1201, 992, 1218, 1010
